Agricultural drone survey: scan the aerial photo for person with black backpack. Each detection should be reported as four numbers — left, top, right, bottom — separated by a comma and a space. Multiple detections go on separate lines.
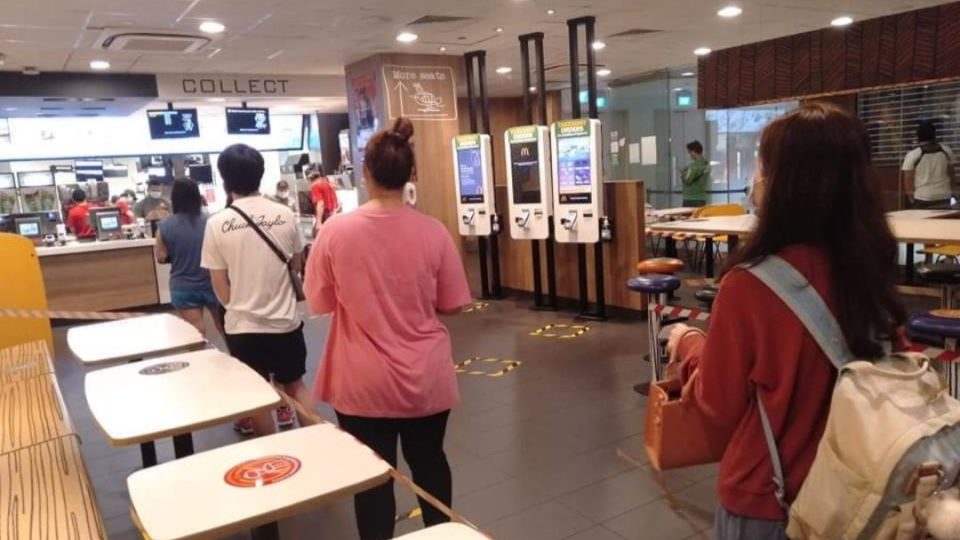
902, 120, 955, 209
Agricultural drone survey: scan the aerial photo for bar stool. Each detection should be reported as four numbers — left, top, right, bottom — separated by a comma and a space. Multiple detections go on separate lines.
637, 257, 685, 276
627, 274, 682, 388
917, 263, 960, 308
695, 285, 719, 310
908, 310, 960, 399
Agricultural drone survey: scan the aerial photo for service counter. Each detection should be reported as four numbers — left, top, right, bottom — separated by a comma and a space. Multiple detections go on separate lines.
35, 238, 169, 312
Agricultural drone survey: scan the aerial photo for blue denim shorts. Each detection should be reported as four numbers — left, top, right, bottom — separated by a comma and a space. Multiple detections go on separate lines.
170, 287, 219, 310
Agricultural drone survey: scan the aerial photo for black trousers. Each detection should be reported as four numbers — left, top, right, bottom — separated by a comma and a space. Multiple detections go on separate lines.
336, 410, 452, 540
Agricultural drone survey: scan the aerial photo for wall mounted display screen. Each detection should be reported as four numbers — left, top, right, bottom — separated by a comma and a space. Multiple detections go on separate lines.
187, 164, 213, 184
510, 141, 542, 204
17, 170, 55, 188
456, 147, 484, 204
226, 108, 271, 135
75, 160, 104, 182
147, 108, 200, 139
0, 172, 14, 189
556, 135, 593, 205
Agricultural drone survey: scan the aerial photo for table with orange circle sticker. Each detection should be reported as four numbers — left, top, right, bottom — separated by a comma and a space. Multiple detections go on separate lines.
127, 423, 393, 540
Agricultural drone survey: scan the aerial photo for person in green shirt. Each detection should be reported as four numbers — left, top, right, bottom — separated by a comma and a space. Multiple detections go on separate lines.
682, 140, 710, 207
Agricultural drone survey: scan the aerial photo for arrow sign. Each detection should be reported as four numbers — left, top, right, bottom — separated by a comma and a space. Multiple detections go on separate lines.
393, 80, 407, 116
382, 65, 458, 121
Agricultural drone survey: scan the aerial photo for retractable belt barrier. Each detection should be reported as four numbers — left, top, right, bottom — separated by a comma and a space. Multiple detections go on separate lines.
0, 307, 327, 321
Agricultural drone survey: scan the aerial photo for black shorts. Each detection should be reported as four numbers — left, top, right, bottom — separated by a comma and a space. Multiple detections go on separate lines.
224, 323, 307, 384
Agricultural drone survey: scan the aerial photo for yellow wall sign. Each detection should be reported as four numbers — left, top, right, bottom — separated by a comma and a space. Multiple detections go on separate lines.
529, 323, 590, 339
455, 357, 521, 377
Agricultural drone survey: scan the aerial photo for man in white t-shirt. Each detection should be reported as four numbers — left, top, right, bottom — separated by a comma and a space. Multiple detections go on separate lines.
201, 143, 315, 436
902, 121, 955, 209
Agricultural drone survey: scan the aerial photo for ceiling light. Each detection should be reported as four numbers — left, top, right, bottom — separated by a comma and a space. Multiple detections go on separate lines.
597, 68, 612, 77
717, 5, 743, 18
207, 98, 226, 102
674, 87, 685, 91
694, 47, 712, 56
546, 9, 556, 15
440, 46, 447, 52
681, 71, 695, 77
529, 86, 537, 92
592, 41, 606, 51
396, 31, 418, 43
89, 60, 110, 70
495, 66, 513, 74
831, 15, 854, 27
199, 21, 226, 34
4, 107, 16, 112
496, 27, 504, 33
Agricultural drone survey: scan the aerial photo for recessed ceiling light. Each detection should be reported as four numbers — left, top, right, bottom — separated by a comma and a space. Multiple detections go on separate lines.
529, 86, 537, 92
681, 71, 695, 77
89, 60, 110, 70
4, 107, 16, 112
439, 46, 447, 52
597, 68, 612, 77
546, 9, 556, 15
496, 27, 504, 33
592, 41, 606, 51
199, 21, 226, 34
396, 31, 418, 43
208, 98, 226, 102
717, 5, 743, 18
674, 87, 685, 91
831, 15, 854, 27
495, 66, 513, 74
694, 47, 712, 56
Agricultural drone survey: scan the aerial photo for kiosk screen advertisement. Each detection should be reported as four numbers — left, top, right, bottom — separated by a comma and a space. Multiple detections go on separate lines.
456, 137, 485, 204
226, 107, 271, 135
508, 128, 542, 205
556, 123, 593, 204
147, 108, 200, 139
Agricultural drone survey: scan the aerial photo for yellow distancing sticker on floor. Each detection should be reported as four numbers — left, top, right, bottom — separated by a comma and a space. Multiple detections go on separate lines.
463, 302, 490, 313
455, 356, 522, 377
395, 507, 422, 523
529, 323, 590, 339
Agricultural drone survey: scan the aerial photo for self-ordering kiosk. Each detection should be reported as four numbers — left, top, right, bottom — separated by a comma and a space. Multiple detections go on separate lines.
452, 134, 496, 236
505, 126, 553, 240
551, 118, 604, 243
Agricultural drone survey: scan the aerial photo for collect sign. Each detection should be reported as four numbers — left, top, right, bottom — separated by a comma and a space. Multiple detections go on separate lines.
156, 74, 344, 99
382, 65, 457, 121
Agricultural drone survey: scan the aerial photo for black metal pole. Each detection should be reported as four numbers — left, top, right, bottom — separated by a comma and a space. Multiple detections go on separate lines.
584, 16, 605, 320
521, 32, 546, 309
568, 19, 589, 316
535, 36, 548, 125
478, 236, 490, 298
546, 218, 558, 307
464, 52, 488, 298
475, 51, 502, 299
465, 55, 477, 134
520, 37, 533, 125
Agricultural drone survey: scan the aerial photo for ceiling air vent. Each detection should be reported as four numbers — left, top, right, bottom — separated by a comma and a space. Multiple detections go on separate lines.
608, 28, 662, 38
408, 15, 474, 25
93, 29, 211, 54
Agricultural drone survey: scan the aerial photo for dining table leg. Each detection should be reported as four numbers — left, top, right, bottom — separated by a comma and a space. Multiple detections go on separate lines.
172, 433, 195, 458
252, 522, 280, 540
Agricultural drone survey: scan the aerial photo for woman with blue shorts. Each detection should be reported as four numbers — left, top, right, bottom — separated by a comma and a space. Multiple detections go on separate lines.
155, 178, 223, 338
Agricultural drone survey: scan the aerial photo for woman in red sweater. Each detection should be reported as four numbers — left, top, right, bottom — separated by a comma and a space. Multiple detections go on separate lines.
666, 103, 906, 539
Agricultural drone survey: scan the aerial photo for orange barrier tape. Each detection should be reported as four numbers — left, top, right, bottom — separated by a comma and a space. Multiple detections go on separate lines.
0, 307, 145, 321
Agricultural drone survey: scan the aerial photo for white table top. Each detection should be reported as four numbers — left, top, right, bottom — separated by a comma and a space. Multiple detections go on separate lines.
394, 524, 489, 539
67, 313, 205, 365
84, 349, 280, 445
36, 238, 155, 258
648, 214, 758, 235
888, 218, 960, 244
651, 207, 698, 218
128, 423, 393, 540
887, 209, 960, 220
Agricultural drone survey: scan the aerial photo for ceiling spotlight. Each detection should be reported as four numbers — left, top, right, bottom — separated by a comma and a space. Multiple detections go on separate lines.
546, 9, 556, 15
208, 98, 226, 102
495, 66, 513, 74
831, 15, 854, 27
396, 32, 418, 43
597, 68, 612, 77
199, 21, 226, 34
694, 47, 712, 56
592, 41, 606, 51
4, 107, 16, 112
496, 27, 504, 33
529, 86, 537, 92
681, 71, 695, 77
90, 60, 110, 70
674, 87, 685, 91
717, 5, 743, 18
439, 46, 447, 52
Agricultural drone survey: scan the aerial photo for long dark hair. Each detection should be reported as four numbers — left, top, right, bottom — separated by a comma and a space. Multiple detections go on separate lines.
724, 103, 905, 358
171, 178, 203, 221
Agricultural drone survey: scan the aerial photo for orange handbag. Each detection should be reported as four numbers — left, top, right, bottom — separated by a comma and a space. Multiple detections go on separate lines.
644, 373, 728, 471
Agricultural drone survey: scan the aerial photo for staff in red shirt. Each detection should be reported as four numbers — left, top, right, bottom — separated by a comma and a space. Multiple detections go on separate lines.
309, 169, 339, 225
114, 190, 136, 225
66, 188, 95, 239
666, 103, 906, 539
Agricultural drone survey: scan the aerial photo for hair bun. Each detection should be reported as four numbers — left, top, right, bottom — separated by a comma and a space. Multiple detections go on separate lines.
389, 117, 414, 143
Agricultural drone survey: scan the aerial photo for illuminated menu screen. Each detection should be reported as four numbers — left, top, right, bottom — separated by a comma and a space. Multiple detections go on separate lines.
457, 147, 484, 204
557, 135, 592, 204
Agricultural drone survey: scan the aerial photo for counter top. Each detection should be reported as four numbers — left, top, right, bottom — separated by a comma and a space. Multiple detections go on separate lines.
36, 238, 156, 257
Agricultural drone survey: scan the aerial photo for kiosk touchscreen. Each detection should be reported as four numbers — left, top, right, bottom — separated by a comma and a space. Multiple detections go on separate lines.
452, 134, 495, 236
90, 208, 122, 241
551, 118, 604, 243
505, 126, 553, 240
13, 215, 42, 244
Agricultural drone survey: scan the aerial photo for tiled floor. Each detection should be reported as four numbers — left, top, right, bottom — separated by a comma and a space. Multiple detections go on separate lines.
54, 294, 718, 540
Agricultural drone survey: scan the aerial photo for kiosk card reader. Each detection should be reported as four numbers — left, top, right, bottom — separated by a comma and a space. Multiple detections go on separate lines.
505, 126, 553, 240
551, 118, 604, 243
452, 134, 496, 236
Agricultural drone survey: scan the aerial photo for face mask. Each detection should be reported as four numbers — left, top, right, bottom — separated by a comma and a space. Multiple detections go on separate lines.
149, 191, 162, 200
277, 190, 289, 198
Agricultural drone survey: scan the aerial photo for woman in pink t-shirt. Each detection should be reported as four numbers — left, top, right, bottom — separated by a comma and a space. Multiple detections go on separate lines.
304, 117, 472, 540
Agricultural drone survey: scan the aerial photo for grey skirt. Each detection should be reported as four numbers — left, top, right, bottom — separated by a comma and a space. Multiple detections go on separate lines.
714, 506, 787, 540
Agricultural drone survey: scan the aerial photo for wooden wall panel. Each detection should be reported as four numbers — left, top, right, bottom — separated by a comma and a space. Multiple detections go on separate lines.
699, 1, 960, 108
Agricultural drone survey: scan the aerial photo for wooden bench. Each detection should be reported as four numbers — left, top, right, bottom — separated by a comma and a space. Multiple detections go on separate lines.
0, 339, 54, 385
0, 373, 75, 453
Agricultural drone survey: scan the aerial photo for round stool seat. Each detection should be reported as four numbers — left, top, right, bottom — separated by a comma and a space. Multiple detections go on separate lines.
908, 311, 960, 339
627, 274, 682, 295
917, 264, 960, 285
695, 286, 719, 308
637, 257, 685, 275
